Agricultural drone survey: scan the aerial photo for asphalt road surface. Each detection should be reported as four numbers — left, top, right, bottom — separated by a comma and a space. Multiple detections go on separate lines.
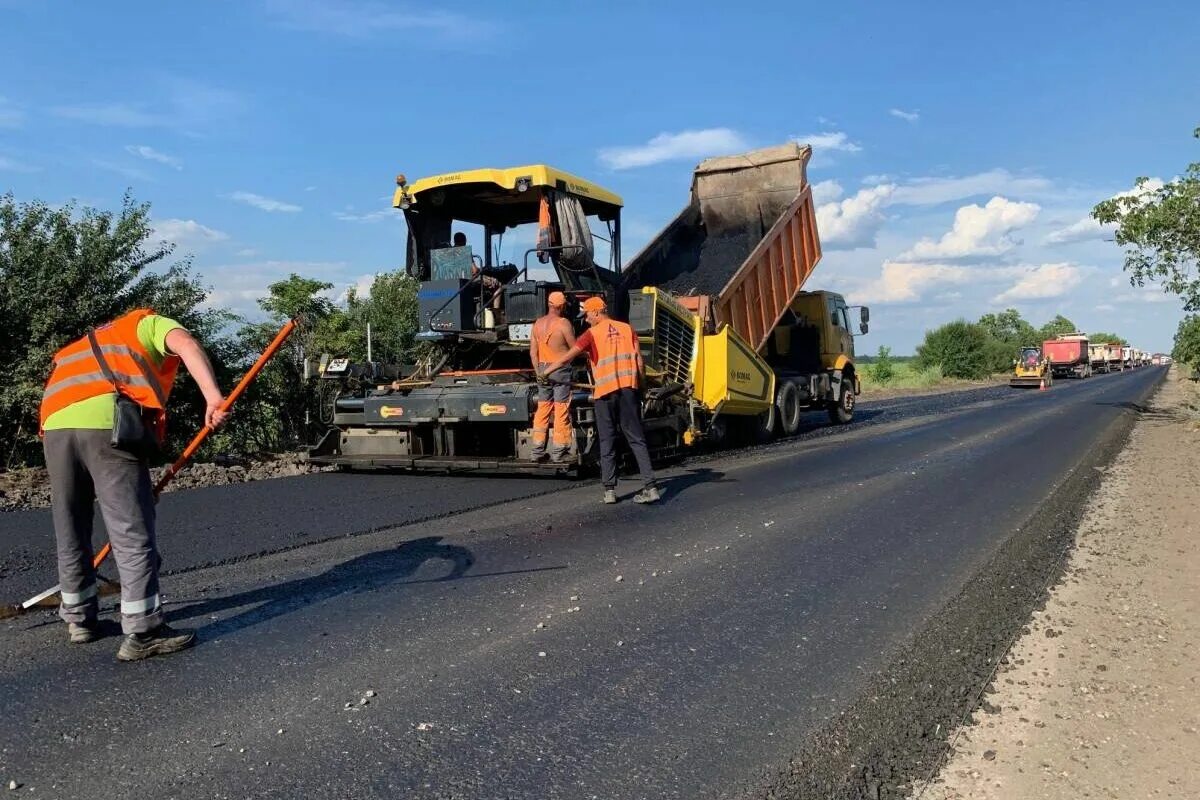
0, 368, 1165, 799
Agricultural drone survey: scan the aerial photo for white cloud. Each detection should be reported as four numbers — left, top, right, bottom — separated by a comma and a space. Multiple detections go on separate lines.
151, 219, 229, 252
992, 262, 1082, 303
1095, 303, 1116, 312
811, 179, 844, 205
0, 155, 38, 173
92, 159, 154, 182
900, 196, 1040, 261
200, 260, 349, 314
889, 108, 920, 122
793, 131, 862, 153
1044, 178, 1164, 245
0, 96, 24, 128
850, 261, 978, 305
598, 128, 749, 170
236, 248, 259, 257
816, 184, 895, 250
230, 191, 302, 213
53, 103, 162, 127
349, 273, 377, 299
125, 144, 182, 170
51, 79, 242, 134
305, 185, 317, 192
265, 0, 495, 40
333, 209, 393, 223
1043, 216, 1106, 245
888, 169, 1051, 206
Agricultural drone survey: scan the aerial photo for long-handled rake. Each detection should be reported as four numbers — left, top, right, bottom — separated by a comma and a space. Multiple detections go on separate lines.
1, 318, 298, 620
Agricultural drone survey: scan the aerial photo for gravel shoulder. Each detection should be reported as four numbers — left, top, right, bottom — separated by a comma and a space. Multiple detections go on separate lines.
914, 367, 1200, 799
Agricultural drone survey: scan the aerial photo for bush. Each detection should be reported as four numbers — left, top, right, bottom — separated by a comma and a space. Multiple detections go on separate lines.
915, 320, 992, 379
1173, 315, 1200, 366
869, 345, 895, 383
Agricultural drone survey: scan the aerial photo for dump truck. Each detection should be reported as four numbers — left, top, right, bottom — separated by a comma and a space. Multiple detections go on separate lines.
1105, 344, 1126, 372
1043, 334, 1092, 379
1089, 343, 1112, 374
306, 143, 866, 472
1010, 346, 1052, 388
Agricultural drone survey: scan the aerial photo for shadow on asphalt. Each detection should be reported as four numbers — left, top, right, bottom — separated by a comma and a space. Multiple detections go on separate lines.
1094, 400, 1185, 421
658, 467, 734, 503
168, 535, 477, 639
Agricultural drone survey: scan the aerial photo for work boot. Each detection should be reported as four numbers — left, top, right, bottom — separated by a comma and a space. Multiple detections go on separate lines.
529, 451, 548, 464
632, 487, 661, 505
602, 489, 617, 504
550, 449, 570, 464
116, 623, 196, 662
68, 621, 101, 644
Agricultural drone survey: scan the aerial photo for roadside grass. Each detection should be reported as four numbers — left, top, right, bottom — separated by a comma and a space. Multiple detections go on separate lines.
862, 361, 944, 390
859, 362, 1006, 397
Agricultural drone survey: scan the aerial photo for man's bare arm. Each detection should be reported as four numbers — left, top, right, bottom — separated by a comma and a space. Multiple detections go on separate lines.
543, 344, 584, 375
165, 328, 229, 429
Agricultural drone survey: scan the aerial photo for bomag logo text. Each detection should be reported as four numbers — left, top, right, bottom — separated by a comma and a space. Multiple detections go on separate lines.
729, 370, 753, 383
379, 406, 405, 418
479, 403, 508, 416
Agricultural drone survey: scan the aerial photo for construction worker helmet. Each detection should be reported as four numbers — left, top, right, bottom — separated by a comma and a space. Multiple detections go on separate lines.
581, 297, 607, 313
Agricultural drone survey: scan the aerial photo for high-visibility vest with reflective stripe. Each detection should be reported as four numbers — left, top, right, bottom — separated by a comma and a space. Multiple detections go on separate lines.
589, 319, 639, 399
39, 309, 180, 439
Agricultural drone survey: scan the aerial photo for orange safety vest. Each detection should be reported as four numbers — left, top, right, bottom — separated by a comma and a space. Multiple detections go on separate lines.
39, 309, 180, 439
589, 319, 639, 399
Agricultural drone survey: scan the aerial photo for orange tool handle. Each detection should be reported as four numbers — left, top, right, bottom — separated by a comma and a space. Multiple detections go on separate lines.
89, 318, 299, 571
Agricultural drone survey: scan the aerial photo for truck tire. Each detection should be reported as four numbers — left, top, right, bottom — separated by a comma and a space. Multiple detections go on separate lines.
828, 379, 855, 425
775, 381, 803, 436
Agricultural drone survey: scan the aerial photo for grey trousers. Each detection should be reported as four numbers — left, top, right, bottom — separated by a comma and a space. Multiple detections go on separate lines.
43, 429, 162, 634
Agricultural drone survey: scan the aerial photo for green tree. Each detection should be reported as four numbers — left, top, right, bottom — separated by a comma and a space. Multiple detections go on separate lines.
1093, 127, 1200, 311
915, 320, 992, 379
1038, 314, 1078, 340
233, 274, 342, 451
869, 345, 895, 384
978, 308, 1039, 346
0, 193, 232, 467
1172, 315, 1200, 365
349, 271, 421, 365
1087, 331, 1128, 346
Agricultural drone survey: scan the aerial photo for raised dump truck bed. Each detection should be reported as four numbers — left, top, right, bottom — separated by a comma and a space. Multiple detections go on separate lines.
621, 143, 865, 438
622, 144, 822, 352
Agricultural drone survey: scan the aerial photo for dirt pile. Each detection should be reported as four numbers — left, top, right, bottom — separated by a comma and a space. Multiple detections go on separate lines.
0, 453, 333, 512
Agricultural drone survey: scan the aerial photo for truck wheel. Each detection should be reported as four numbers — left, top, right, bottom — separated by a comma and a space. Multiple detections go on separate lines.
775, 381, 803, 436
828, 379, 855, 424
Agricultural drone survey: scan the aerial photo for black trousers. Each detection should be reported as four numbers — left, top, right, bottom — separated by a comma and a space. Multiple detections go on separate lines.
594, 388, 656, 490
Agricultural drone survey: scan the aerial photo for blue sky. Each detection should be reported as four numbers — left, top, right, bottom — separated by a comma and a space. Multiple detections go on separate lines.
2, 0, 1197, 352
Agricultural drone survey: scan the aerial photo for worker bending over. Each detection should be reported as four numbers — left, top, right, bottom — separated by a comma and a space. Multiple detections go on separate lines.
529, 291, 576, 462
39, 308, 229, 661
541, 296, 660, 504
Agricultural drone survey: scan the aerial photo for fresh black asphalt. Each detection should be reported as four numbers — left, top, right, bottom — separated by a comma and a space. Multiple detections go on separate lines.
0, 368, 1165, 799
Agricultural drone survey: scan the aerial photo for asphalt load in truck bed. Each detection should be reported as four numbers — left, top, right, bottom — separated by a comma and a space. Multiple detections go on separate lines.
0, 383, 1014, 602
659, 230, 760, 297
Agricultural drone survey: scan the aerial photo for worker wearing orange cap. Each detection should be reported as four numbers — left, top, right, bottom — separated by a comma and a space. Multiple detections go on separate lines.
528, 291, 576, 462
541, 296, 659, 504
